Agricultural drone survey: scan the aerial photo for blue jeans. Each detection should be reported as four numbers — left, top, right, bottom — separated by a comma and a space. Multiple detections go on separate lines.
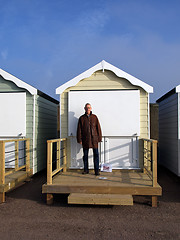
83, 148, 99, 173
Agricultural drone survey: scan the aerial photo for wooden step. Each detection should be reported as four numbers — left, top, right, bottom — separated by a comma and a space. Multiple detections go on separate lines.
68, 193, 133, 205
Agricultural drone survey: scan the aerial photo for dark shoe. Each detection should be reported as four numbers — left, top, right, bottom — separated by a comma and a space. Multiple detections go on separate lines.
82, 171, 89, 174
95, 172, 100, 176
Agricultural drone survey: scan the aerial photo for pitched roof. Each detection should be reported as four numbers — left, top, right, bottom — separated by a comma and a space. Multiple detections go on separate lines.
157, 85, 180, 103
0, 68, 37, 95
56, 60, 153, 94
0, 68, 59, 104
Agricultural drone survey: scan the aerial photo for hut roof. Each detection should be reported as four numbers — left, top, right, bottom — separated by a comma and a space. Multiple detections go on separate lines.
56, 60, 153, 94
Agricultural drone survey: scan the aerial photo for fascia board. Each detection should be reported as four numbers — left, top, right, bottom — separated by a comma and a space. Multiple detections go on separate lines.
176, 85, 180, 93
0, 68, 37, 95
56, 60, 153, 94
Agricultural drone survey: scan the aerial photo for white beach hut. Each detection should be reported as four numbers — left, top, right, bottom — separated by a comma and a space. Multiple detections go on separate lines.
56, 60, 153, 170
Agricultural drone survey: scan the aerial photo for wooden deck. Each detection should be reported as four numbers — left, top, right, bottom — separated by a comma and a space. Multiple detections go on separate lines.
42, 170, 162, 206
43, 138, 162, 207
0, 170, 31, 203
0, 139, 31, 203
1, 170, 30, 192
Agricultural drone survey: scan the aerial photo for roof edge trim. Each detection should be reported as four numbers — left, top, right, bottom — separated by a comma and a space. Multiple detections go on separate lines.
0, 68, 37, 95
56, 60, 153, 94
176, 85, 180, 93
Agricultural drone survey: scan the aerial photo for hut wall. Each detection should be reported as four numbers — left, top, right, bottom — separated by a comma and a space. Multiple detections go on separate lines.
158, 93, 179, 175
33, 95, 58, 173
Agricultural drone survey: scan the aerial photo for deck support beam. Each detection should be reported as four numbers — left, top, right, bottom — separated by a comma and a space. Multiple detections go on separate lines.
152, 196, 157, 207
0, 192, 5, 203
47, 193, 53, 205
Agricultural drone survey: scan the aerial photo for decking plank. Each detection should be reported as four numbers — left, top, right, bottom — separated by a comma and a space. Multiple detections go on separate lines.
1, 171, 29, 193
68, 193, 134, 205
42, 171, 162, 196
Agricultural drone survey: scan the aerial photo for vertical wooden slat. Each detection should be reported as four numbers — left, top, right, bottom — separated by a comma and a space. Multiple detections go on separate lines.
15, 141, 19, 171
0, 141, 5, 185
0, 193, 5, 203
47, 193, 53, 205
63, 140, 67, 173
143, 140, 145, 172
152, 196, 158, 207
143, 140, 147, 173
147, 141, 151, 172
0, 141, 5, 203
47, 142, 52, 185
56, 140, 60, 170
59, 140, 61, 169
145, 140, 148, 168
152, 140, 158, 187
26, 139, 30, 173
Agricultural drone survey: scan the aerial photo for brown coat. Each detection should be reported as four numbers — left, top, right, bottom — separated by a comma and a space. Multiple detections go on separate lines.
76, 111, 102, 149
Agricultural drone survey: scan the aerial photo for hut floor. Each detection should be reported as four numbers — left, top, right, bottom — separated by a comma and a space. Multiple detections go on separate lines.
42, 171, 162, 197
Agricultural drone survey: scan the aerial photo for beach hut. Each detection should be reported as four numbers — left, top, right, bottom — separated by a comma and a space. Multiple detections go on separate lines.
56, 60, 153, 170
0, 68, 59, 203
157, 85, 180, 176
43, 60, 162, 207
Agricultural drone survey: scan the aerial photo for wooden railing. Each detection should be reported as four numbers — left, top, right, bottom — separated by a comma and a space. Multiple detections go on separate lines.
142, 138, 158, 187
47, 138, 67, 185
0, 138, 31, 186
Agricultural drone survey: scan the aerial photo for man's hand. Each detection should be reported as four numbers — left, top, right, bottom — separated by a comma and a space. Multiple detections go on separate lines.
79, 141, 82, 145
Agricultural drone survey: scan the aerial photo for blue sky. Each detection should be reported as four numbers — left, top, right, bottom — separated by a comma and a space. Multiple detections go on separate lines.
0, 0, 180, 102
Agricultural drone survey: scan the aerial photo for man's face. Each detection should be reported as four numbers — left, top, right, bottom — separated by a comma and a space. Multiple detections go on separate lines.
85, 104, 92, 114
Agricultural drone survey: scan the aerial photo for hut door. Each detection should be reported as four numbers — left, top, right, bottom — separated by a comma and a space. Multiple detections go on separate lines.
0, 92, 26, 168
100, 137, 138, 168
0, 92, 26, 137
70, 137, 138, 169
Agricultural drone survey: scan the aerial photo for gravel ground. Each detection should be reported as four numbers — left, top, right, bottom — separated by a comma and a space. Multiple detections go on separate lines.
0, 167, 179, 240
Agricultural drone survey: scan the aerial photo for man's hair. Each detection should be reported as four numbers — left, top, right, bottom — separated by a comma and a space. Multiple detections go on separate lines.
85, 103, 91, 108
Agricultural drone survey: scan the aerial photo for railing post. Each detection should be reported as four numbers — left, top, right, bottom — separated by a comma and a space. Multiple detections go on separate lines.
56, 140, 60, 170
143, 140, 147, 173
26, 139, 30, 173
63, 140, 67, 173
152, 140, 158, 187
0, 141, 5, 203
0, 141, 5, 185
15, 141, 19, 171
147, 141, 151, 172
47, 141, 52, 185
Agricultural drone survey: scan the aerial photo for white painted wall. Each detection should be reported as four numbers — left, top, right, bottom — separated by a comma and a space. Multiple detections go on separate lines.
0, 92, 26, 137
68, 90, 140, 137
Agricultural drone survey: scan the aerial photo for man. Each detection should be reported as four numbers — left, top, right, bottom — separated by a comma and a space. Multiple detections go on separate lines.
76, 103, 102, 175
